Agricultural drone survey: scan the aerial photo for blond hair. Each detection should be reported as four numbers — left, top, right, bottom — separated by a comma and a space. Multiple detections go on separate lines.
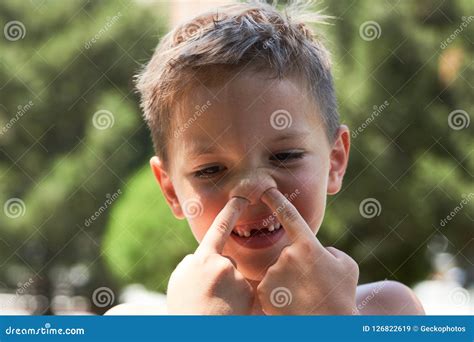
136, 0, 338, 161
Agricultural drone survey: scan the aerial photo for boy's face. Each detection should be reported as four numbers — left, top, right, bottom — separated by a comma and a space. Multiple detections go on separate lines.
151, 72, 350, 281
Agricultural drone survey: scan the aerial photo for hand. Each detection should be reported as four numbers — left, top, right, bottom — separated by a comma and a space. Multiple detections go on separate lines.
167, 197, 254, 315
257, 188, 359, 315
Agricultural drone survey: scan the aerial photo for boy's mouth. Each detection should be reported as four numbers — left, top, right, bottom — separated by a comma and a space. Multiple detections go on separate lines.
230, 216, 285, 249
231, 216, 283, 238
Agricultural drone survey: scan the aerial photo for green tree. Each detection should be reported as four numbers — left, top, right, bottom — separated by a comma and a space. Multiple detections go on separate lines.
0, 0, 167, 314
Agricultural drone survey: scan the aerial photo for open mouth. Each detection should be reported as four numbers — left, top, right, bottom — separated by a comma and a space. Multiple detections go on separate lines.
231, 217, 283, 238
230, 216, 285, 249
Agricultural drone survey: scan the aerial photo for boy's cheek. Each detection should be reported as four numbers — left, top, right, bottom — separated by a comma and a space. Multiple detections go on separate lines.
282, 170, 327, 233
187, 198, 228, 242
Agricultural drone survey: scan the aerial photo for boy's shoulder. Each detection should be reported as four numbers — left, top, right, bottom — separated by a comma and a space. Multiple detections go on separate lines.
356, 280, 425, 315
105, 280, 425, 315
104, 303, 167, 315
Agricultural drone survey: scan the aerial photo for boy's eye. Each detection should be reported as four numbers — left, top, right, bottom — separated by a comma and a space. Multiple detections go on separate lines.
194, 165, 223, 178
270, 151, 305, 162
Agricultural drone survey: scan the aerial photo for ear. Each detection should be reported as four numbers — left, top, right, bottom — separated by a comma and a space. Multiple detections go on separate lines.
150, 156, 185, 219
327, 125, 350, 195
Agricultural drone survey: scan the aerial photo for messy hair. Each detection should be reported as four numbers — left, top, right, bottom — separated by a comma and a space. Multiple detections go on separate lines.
136, 0, 338, 161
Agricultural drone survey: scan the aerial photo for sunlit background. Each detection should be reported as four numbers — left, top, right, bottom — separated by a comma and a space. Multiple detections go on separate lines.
0, 0, 472, 315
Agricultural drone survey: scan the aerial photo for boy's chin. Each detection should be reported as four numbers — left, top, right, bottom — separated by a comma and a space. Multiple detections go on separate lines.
237, 266, 266, 282
233, 249, 284, 282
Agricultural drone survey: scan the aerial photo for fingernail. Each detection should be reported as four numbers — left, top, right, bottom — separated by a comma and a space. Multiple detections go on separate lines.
263, 187, 277, 197
260, 187, 277, 202
231, 196, 250, 209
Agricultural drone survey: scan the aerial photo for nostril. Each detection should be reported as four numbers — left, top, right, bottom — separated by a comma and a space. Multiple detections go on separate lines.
229, 174, 277, 205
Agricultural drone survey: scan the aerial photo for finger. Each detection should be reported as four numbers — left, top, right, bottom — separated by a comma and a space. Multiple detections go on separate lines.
196, 196, 249, 255
222, 255, 238, 269
260, 188, 318, 243
326, 246, 351, 261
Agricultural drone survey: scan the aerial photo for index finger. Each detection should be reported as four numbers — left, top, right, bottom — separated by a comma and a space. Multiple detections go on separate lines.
195, 196, 249, 255
260, 188, 319, 244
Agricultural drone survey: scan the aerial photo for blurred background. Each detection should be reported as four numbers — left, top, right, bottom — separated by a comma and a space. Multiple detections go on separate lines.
0, 0, 472, 315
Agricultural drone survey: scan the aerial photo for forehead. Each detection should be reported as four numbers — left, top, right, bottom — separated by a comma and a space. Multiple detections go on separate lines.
169, 71, 325, 157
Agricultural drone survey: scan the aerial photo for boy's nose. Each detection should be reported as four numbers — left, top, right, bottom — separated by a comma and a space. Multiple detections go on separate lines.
229, 169, 277, 205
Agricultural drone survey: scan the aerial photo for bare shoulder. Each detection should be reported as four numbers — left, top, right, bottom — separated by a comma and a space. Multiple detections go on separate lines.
356, 280, 425, 315
104, 303, 167, 315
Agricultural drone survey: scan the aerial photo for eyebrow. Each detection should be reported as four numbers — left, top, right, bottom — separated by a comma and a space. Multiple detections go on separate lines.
187, 131, 311, 156
269, 130, 312, 143
187, 141, 221, 156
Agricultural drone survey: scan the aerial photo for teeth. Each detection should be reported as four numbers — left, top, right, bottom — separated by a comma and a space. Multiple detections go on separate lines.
233, 218, 283, 238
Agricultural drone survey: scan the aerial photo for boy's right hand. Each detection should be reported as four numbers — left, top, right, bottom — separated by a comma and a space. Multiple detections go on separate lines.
166, 197, 254, 315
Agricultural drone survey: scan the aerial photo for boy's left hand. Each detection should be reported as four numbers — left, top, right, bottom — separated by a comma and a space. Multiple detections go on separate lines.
257, 188, 360, 315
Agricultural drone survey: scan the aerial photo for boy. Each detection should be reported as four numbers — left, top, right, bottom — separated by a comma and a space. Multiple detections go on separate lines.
107, 0, 424, 315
